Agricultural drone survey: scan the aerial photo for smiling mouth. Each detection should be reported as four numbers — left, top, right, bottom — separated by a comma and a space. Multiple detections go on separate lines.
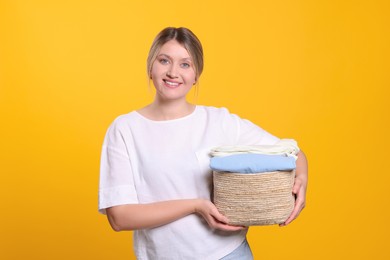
163, 79, 181, 87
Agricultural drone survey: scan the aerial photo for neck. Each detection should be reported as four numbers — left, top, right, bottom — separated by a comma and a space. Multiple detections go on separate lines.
144, 98, 195, 121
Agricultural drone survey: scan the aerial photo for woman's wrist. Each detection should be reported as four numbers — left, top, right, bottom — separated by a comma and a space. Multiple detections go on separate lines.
193, 198, 206, 215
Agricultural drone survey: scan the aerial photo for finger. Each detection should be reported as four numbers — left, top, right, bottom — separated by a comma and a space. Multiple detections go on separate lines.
206, 214, 229, 228
211, 212, 229, 224
281, 191, 306, 226
208, 214, 246, 231
285, 201, 304, 225
292, 178, 302, 194
215, 223, 246, 231
208, 207, 230, 224
283, 207, 300, 226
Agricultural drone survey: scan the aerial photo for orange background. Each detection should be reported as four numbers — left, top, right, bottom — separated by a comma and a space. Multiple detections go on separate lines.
1, 0, 389, 259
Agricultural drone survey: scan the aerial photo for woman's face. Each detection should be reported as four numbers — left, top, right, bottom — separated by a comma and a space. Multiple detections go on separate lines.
150, 40, 196, 102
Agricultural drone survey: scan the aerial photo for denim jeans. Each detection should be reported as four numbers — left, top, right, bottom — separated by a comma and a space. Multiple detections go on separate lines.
220, 239, 253, 260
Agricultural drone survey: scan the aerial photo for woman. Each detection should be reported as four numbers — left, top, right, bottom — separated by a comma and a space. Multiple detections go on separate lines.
99, 27, 308, 259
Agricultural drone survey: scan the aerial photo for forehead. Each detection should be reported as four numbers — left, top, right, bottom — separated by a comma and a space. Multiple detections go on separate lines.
158, 40, 191, 60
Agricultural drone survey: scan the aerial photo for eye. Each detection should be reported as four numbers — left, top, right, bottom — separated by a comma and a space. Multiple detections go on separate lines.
159, 58, 169, 65
181, 63, 190, 68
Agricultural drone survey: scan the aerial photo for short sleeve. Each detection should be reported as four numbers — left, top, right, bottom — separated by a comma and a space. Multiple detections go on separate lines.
237, 117, 279, 145
222, 110, 279, 145
98, 119, 139, 214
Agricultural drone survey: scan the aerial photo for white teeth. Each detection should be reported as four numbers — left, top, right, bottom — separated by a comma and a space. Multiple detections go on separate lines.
165, 80, 179, 86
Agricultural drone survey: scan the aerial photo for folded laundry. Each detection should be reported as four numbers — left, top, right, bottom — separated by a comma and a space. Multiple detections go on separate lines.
210, 139, 300, 159
210, 153, 296, 173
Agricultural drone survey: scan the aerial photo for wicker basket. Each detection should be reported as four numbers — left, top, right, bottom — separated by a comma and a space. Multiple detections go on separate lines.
213, 170, 295, 226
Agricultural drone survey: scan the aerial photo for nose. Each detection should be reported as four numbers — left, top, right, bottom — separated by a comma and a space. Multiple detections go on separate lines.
166, 64, 178, 78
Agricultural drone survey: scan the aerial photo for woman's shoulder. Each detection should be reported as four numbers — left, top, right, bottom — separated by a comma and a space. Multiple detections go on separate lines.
107, 111, 140, 129
198, 105, 231, 115
198, 106, 242, 123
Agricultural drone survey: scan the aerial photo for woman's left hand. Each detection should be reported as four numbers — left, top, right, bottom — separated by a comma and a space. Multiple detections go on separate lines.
280, 151, 308, 226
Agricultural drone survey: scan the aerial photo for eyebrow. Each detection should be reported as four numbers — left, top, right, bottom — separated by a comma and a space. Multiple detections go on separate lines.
157, 54, 192, 62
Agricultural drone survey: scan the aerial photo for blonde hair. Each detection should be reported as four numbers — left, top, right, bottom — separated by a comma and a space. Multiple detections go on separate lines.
147, 27, 204, 82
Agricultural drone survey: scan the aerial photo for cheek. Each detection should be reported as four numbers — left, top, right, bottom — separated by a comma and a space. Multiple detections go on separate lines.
185, 70, 196, 82
151, 62, 164, 75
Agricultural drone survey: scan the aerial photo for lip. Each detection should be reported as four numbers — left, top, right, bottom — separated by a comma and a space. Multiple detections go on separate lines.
163, 79, 182, 88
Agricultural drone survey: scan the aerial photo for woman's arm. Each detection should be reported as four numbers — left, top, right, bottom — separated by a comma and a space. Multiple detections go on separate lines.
280, 150, 308, 226
106, 199, 245, 232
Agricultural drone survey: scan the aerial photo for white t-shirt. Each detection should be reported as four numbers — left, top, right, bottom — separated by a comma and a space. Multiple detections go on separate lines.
99, 106, 279, 260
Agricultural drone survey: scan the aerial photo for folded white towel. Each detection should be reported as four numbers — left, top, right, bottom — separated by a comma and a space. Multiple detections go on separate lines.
210, 139, 300, 159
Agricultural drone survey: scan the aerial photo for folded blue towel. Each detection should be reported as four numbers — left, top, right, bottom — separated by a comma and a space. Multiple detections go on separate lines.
210, 153, 296, 173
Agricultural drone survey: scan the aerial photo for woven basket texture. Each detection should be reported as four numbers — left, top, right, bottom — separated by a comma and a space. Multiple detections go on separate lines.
213, 170, 295, 226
